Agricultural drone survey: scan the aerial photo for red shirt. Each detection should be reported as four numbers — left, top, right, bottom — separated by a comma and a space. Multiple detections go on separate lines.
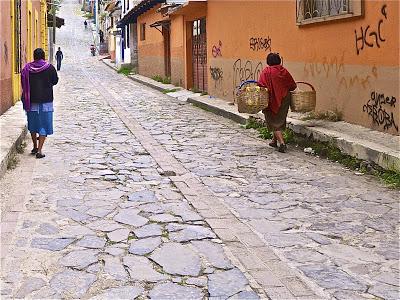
258, 65, 296, 115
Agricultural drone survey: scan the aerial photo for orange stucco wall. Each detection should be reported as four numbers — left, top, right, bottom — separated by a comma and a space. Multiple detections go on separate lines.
137, 5, 168, 77
207, 0, 399, 135
136, 2, 207, 86
0, 2, 13, 115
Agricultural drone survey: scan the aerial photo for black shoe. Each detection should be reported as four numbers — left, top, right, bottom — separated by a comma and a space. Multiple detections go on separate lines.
269, 140, 278, 148
31, 148, 38, 154
278, 144, 287, 153
36, 153, 46, 159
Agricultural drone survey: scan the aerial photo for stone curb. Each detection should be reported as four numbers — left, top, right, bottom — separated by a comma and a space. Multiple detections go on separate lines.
101, 59, 400, 172
0, 101, 27, 179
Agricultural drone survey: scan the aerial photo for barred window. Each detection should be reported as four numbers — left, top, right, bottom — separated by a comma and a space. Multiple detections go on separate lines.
296, 0, 362, 25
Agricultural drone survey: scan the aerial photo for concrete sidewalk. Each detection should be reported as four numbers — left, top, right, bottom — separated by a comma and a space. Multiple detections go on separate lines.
0, 101, 27, 179
102, 58, 400, 172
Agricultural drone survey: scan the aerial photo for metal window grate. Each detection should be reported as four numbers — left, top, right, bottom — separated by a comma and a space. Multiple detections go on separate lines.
297, 0, 349, 22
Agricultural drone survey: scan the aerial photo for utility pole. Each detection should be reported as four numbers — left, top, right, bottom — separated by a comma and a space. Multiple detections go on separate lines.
95, 0, 99, 51
49, 3, 55, 63
48, 1, 59, 64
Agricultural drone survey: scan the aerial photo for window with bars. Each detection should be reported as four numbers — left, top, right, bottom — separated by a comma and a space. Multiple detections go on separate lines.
296, 0, 362, 24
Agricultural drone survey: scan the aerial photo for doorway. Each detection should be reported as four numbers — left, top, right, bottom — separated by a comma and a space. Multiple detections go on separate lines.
192, 18, 207, 92
163, 24, 171, 78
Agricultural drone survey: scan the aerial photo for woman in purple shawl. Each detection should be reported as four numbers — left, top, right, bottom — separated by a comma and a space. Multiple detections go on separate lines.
21, 48, 58, 158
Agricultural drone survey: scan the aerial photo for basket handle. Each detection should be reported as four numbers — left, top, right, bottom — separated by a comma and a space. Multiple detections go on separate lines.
237, 80, 258, 90
295, 81, 315, 91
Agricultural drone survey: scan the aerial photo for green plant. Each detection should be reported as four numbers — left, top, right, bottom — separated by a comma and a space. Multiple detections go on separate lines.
16, 141, 26, 154
163, 88, 180, 94
190, 87, 201, 94
201, 92, 208, 96
7, 154, 19, 170
117, 65, 134, 76
151, 75, 171, 84
151, 75, 163, 82
84, 12, 93, 19
377, 170, 400, 189
302, 109, 343, 122
162, 77, 171, 84
258, 127, 273, 139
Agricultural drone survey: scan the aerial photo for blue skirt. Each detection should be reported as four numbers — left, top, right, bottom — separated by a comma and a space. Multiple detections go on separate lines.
27, 110, 53, 136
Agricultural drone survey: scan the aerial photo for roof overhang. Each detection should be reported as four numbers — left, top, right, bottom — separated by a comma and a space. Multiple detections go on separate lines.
105, 1, 116, 11
117, 0, 165, 27
48, 14, 65, 28
167, 0, 206, 16
150, 19, 170, 33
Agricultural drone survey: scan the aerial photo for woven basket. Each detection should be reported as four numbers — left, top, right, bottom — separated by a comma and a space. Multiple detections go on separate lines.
236, 80, 269, 114
290, 81, 316, 112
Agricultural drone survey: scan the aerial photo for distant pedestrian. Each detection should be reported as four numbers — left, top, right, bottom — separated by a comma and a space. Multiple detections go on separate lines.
258, 53, 297, 153
55, 47, 63, 71
84, 20, 88, 29
99, 30, 104, 43
21, 48, 59, 159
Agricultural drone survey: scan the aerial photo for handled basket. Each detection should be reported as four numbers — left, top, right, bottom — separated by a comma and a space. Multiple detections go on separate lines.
236, 80, 269, 114
290, 81, 316, 112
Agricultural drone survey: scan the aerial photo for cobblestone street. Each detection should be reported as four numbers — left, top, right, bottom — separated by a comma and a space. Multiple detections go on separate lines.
1, 1, 399, 299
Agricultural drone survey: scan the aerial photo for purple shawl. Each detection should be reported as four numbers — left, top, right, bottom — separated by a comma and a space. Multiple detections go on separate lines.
21, 59, 51, 111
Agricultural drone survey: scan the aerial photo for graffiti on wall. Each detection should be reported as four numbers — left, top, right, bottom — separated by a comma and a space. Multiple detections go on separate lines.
304, 52, 345, 79
304, 52, 378, 92
249, 37, 272, 52
212, 41, 222, 58
362, 90, 398, 131
210, 66, 223, 88
232, 59, 263, 98
355, 4, 387, 55
3, 42, 8, 65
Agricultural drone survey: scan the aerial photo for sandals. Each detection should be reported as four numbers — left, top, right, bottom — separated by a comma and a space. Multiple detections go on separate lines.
278, 144, 287, 153
36, 153, 46, 159
269, 140, 278, 148
31, 148, 38, 155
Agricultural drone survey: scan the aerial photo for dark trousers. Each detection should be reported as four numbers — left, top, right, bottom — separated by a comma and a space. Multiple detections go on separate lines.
56, 59, 62, 71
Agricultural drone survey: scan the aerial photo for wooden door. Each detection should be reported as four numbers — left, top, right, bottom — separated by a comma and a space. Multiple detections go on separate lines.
163, 24, 171, 78
192, 18, 207, 92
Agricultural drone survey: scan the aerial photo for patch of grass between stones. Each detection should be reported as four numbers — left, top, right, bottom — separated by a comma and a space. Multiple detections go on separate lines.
7, 153, 19, 170
16, 141, 26, 154
243, 117, 400, 189
117, 65, 135, 76
163, 88, 180, 94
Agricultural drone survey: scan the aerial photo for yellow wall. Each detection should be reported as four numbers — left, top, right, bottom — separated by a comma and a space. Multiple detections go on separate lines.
206, 0, 399, 135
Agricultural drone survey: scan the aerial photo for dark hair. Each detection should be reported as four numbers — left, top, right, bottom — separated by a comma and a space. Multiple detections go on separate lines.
267, 53, 281, 66
33, 48, 46, 60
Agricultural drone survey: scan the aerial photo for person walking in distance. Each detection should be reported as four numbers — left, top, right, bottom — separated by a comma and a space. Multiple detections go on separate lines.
84, 20, 88, 29
55, 47, 63, 71
21, 48, 59, 159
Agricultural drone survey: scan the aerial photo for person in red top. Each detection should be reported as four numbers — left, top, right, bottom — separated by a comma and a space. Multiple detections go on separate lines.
258, 53, 297, 153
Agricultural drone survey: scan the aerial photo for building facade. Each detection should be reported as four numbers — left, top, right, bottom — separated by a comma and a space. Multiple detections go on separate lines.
124, 0, 398, 135
0, 0, 48, 115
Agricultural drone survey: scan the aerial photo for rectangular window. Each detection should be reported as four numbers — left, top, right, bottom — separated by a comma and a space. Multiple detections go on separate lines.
140, 23, 146, 41
296, 0, 362, 25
